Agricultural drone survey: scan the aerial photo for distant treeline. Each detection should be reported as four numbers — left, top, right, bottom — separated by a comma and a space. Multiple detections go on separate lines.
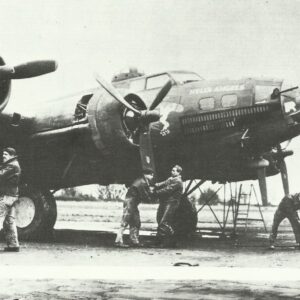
56, 186, 226, 205
56, 185, 127, 202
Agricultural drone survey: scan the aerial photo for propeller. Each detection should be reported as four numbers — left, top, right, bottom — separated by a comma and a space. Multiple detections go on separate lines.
149, 80, 173, 110
95, 75, 173, 175
255, 142, 293, 206
257, 167, 268, 206
275, 144, 293, 196
278, 158, 289, 195
95, 74, 142, 115
254, 87, 298, 205
248, 158, 269, 206
0, 59, 57, 80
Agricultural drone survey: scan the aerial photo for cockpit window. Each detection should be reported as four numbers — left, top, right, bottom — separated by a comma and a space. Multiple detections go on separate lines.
146, 74, 170, 90
199, 97, 215, 110
171, 72, 203, 84
129, 78, 145, 92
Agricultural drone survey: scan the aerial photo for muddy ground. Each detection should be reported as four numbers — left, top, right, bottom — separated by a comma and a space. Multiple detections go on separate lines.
1, 279, 300, 299
0, 201, 300, 299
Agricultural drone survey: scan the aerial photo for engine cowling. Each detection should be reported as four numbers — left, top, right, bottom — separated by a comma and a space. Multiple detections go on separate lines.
87, 89, 138, 156
0, 58, 11, 112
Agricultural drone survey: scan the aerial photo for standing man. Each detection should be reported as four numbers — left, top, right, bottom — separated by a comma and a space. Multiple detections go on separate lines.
0, 147, 21, 252
115, 169, 154, 248
155, 165, 183, 247
269, 193, 300, 249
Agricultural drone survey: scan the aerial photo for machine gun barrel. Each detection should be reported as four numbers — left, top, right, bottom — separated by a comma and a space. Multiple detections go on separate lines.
279, 86, 298, 94
271, 86, 298, 99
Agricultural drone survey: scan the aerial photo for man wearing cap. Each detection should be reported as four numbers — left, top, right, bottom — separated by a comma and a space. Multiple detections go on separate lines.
0, 147, 21, 252
269, 193, 300, 250
115, 169, 154, 248
155, 165, 183, 247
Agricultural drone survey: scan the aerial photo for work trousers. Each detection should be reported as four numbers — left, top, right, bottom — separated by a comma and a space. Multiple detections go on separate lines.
0, 196, 19, 248
115, 200, 141, 245
121, 201, 141, 229
269, 208, 300, 244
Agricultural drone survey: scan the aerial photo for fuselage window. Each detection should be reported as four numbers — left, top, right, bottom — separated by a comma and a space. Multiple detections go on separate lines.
146, 74, 170, 90
130, 78, 146, 92
221, 94, 237, 108
199, 97, 215, 110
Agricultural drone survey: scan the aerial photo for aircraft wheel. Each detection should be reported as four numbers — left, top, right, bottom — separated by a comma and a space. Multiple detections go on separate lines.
174, 196, 198, 238
14, 185, 57, 240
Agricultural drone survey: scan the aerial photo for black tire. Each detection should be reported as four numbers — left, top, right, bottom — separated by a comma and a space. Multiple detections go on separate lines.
174, 196, 198, 238
14, 185, 57, 241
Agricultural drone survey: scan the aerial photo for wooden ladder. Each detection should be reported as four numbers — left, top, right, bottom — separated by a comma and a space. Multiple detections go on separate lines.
233, 183, 267, 233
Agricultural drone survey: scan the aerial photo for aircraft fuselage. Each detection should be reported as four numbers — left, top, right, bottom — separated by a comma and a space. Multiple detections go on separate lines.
1, 70, 300, 189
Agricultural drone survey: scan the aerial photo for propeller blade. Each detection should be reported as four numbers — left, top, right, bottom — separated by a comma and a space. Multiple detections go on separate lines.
257, 167, 268, 206
139, 126, 156, 176
149, 80, 173, 110
278, 159, 289, 195
275, 144, 290, 195
0, 65, 14, 79
10, 60, 57, 79
95, 74, 141, 115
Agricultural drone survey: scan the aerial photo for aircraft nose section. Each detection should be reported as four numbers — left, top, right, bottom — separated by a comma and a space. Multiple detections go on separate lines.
281, 86, 300, 123
289, 105, 300, 123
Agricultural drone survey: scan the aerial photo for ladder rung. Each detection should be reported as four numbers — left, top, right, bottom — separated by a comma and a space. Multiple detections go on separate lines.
237, 218, 264, 221
232, 185, 267, 232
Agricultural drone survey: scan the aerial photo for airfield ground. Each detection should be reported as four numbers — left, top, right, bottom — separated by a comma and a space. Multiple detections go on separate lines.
0, 201, 300, 299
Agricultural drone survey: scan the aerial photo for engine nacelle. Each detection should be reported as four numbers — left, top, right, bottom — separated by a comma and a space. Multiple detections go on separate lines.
0, 58, 11, 112
87, 89, 136, 156
0, 79, 11, 113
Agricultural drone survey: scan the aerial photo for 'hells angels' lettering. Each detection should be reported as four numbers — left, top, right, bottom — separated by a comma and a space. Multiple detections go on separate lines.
189, 84, 245, 95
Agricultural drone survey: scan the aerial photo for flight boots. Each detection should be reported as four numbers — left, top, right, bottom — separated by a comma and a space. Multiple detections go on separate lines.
114, 227, 129, 248
129, 227, 143, 247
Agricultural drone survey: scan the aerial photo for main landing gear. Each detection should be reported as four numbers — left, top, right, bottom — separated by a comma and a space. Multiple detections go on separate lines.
173, 180, 204, 238
14, 185, 57, 240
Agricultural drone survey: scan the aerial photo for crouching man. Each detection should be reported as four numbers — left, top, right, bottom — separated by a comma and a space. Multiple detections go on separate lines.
0, 147, 21, 252
269, 193, 300, 250
155, 165, 183, 248
115, 169, 154, 248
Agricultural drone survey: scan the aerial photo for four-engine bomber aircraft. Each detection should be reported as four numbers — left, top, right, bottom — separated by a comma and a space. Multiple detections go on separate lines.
0, 57, 300, 240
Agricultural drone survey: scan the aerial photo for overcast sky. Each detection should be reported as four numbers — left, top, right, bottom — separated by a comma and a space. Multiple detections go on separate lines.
1, 0, 300, 203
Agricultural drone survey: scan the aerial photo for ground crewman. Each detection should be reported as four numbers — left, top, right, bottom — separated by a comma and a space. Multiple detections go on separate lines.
269, 193, 300, 249
115, 169, 154, 248
155, 165, 183, 247
0, 147, 21, 252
